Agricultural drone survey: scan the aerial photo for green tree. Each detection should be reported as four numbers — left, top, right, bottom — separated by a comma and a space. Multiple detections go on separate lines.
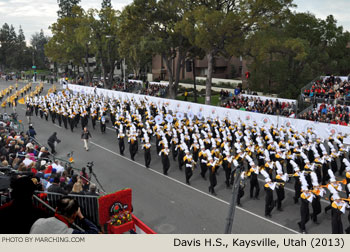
178, 0, 294, 104
0, 23, 17, 70
57, 0, 81, 17
101, 0, 112, 9
245, 11, 350, 98
31, 29, 50, 69
91, 3, 121, 88
45, 6, 86, 80
119, 0, 196, 98
118, 2, 153, 81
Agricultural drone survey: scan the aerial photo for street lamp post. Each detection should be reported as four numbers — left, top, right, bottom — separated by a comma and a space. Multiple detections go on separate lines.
123, 58, 126, 90
32, 48, 36, 82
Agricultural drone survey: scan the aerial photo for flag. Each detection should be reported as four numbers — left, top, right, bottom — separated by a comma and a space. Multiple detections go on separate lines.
18, 98, 25, 105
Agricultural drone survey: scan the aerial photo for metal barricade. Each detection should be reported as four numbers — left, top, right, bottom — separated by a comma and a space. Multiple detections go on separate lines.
34, 191, 100, 227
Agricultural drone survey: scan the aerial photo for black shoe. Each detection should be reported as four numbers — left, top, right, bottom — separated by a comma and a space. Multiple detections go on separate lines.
265, 214, 272, 218
186, 181, 190, 185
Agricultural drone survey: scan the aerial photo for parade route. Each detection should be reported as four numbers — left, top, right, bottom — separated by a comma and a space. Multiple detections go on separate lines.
2, 80, 338, 234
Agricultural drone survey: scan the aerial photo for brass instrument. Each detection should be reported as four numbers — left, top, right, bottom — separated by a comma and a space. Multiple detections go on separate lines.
338, 179, 347, 185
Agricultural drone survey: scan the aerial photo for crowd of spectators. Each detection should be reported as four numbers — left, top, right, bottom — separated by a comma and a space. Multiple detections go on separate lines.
139, 83, 168, 97
303, 75, 350, 103
0, 118, 100, 233
112, 81, 141, 93
221, 91, 296, 117
298, 103, 350, 125
110, 81, 168, 97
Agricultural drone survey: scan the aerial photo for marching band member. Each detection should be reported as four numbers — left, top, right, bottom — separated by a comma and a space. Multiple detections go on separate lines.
183, 149, 195, 185
159, 146, 170, 175
248, 161, 260, 200
310, 171, 325, 224
198, 144, 208, 180
331, 193, 347, 234
261, 169, 276, 218
117, 125, 125, 155
207, 156, 218, 196
142, 139, 152, 168
128, 128, 138, 160
275, 161, 288, 211
298, 173, 314, 234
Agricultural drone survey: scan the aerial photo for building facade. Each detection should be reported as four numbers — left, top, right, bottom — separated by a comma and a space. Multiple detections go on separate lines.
151, 53, 248, 82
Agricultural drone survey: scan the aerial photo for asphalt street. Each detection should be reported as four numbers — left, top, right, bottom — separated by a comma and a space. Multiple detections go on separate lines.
1, 79, 344, 234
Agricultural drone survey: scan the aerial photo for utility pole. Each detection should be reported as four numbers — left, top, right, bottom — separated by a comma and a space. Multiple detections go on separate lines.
224, 167, 243, 234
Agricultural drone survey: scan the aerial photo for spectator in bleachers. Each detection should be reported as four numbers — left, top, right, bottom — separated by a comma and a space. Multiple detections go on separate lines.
70, 179, 84, 195
298, 103, 350, 125
48, 176, 67, 195
303, 76, 350, 102
86, 184, 99, 196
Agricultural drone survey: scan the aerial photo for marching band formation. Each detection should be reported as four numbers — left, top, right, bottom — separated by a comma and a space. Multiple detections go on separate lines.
22, 85, 350, 234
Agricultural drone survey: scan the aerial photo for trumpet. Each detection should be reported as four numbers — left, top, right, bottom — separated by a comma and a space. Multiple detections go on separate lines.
338, 179, 347, 185
341, 198, 350, 202
323, 179, 348, 186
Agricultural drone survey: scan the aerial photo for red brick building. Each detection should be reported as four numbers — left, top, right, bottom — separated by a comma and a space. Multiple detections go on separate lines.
151, 53, 248, 81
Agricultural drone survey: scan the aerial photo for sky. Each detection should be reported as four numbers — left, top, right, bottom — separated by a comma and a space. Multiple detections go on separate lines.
0, 0, 349, 44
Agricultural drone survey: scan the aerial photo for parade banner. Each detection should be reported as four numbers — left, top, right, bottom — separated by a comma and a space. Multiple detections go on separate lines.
67, 84, 350, 141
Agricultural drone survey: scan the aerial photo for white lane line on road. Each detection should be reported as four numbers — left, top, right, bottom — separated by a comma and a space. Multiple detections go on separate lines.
54, 124, 62, 128
107, 126, 115, 131
90, 141, 299, 234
